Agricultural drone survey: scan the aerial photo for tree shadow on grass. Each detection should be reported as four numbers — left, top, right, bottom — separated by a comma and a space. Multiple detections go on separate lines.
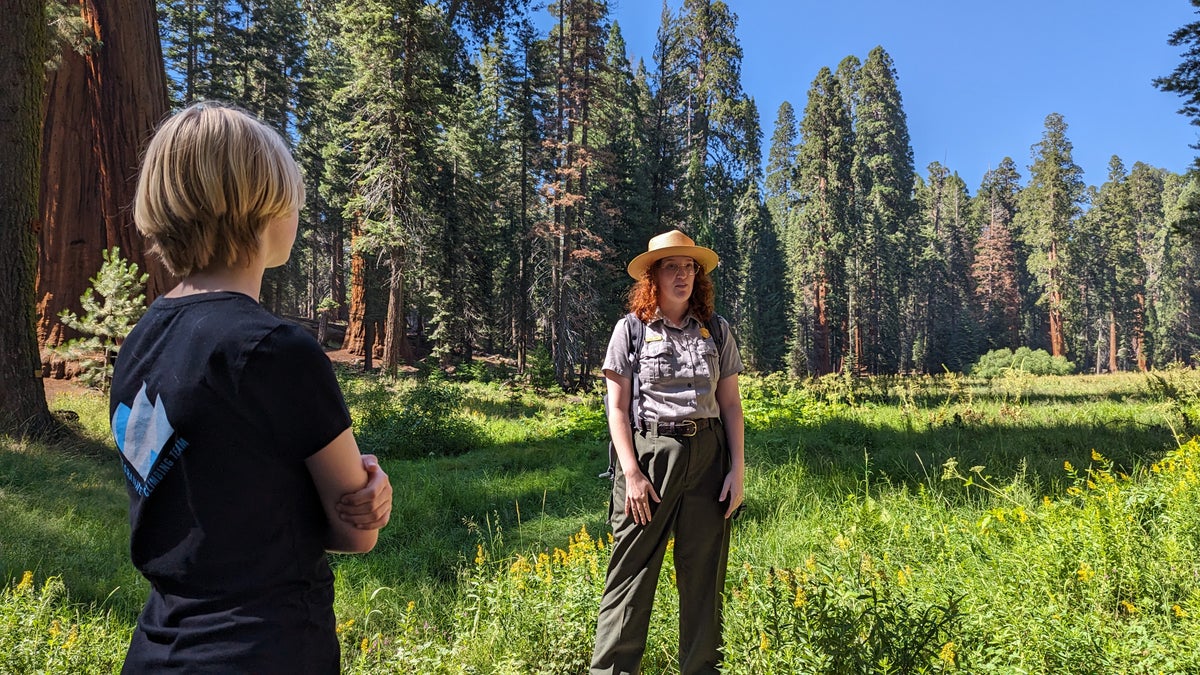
0, 424, 145, 619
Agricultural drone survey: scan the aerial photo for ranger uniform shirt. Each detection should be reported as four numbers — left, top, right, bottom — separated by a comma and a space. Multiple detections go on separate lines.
602, 311, 744, 422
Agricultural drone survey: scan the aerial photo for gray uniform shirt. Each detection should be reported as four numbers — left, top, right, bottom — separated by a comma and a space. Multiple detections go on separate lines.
602, 311, 744, 422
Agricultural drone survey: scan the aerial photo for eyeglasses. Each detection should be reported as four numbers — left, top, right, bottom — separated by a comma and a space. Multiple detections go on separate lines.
659, 261, 698, 277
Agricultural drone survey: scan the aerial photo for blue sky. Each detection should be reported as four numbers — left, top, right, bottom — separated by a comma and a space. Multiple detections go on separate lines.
583, 1, 1199, 192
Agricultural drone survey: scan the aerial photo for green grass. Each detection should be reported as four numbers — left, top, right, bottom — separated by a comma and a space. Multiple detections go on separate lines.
4, 370, 1199, 673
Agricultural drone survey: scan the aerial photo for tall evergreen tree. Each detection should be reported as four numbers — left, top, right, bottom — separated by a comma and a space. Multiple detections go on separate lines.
847, 46, 915, 373
1127, 162, 1169, 369
335, 0, 453, 373
1154, 0, 1200, 170
735, 182, 787, 371
38, 0, 171, 364
1014, 112, 1085, 359
911, 163, 974, 372
673, 0, 754, 317
793, 66, 853, 375
971, 159, 1023, 351
542, 0, 610, 389
1153, 173, 1200, 365
0, 0, 53, 434
764, 101, 799, 237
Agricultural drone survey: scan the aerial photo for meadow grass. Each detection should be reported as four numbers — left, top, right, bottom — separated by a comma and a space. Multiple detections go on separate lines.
3, 369, 1199, 673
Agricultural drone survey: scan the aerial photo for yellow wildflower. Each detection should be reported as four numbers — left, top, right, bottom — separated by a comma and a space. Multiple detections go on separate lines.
16, 571, 33, 593
759, 632, 770, 651
939, 641, 956, 667
794, 586, 806, 608
897, 566, 911, 587
1120, 600, 1138, 615
1064, 461, 1074, 472
63, 626, 78, 650
834, 534, 850, 551
1076, 562, 1095, 583
475, 544, 486, 565
336, 619, 355, 634
49, 619, 62, 639
1174, 604, 1189, 618
1091, 449, 1104, 462
406, 600, 416, 613
360, 637, 370, 652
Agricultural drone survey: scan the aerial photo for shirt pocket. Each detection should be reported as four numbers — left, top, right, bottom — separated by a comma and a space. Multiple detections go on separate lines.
700, 340, 720, 381
640, 340, 675, 383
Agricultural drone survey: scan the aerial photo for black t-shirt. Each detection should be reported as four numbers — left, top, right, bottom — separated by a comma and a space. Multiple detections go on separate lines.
110, 292, 352, 673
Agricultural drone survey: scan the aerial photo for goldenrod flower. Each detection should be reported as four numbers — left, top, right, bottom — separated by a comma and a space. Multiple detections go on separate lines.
16, 571, 33, 593
1064, 461, 1074, 472
1120, 600, 1138, 614
759, 632, 770, 651
63, 626, 78, 650
1174, 604, 1189, 618
475, 544, 486, 565
938, 641, 956, 666
1076, 563, 1095, 583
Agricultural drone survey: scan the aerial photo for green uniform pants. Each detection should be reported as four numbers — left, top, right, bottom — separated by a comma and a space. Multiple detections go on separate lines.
590, 421, 732, 675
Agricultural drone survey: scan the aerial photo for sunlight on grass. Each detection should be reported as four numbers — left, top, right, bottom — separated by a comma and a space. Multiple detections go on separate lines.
5, 370, 1200, 672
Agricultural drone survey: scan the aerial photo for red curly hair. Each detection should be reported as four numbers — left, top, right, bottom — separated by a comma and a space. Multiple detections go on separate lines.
628, 258, 715, 323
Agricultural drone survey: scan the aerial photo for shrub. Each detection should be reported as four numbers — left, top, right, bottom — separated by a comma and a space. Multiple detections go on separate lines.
526, 345, 558, 391
970, 347, 1074, 378
351, 378, 484, 459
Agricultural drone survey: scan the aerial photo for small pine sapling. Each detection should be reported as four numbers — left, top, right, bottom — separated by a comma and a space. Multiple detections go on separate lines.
55, 247, 149, 391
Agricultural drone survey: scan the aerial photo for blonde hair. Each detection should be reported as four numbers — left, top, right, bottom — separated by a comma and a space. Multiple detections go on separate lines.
133, 101, 304, 277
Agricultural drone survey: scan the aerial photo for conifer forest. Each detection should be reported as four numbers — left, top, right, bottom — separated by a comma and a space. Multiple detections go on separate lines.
17, 0, 1200, 391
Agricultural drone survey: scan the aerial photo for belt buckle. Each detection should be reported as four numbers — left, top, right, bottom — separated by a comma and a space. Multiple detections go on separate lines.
680, 419, 698, 437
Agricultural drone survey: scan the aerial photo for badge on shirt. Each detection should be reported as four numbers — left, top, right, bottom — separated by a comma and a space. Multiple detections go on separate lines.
700, 327, 711, 339
646, 334, 664, 342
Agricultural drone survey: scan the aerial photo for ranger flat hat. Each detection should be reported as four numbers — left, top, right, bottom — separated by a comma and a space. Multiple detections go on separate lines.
626, 229, 719, 279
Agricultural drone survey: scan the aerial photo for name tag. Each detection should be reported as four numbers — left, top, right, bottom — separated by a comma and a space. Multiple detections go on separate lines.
645, 334, 664, 342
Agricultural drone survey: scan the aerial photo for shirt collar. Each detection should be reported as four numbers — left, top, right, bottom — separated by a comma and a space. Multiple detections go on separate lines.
650, 308, 699, 330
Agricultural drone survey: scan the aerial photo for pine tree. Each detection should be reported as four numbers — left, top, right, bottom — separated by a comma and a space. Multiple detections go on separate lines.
764, 101, 799, 240
911, 163, 975, 372
542, 0, 611, 389
335, 0, 453, 373
55, 249, 149, 390
1127, 162, 1169, 369
736, 183, 787, 372
971, 160, 1023, 352
793, 66, 853, 375
1153, 0, 1200, 170
1015, 112, 1085, 359
1153, 174, 1200, 364
848, 46, 915, 373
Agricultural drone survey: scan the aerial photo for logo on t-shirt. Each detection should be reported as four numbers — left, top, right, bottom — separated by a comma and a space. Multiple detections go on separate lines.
111, 382, 189, 496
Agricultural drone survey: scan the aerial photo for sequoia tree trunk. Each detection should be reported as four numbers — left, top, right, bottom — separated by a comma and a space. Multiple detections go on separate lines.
37, 0, 172, 356
0, 0, 53, 434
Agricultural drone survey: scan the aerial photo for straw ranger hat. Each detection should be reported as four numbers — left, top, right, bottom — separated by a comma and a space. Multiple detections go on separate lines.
627, 229, 719, 279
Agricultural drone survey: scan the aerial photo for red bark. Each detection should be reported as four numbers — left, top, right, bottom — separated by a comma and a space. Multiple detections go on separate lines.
37, 0, 172, 354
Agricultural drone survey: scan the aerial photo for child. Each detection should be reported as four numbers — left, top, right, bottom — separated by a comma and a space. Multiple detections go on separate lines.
110, 101, 391, 673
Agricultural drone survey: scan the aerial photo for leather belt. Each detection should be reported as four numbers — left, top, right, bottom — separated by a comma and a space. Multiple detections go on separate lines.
641, 417, 718, 437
